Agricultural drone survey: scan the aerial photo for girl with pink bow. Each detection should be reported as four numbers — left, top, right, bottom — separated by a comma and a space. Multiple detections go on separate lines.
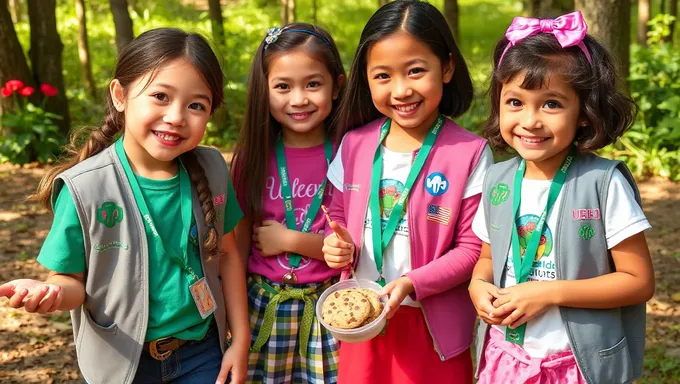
469, 11, 654, 384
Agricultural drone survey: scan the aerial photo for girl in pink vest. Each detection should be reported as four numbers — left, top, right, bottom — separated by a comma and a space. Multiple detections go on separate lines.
231, 23, 346, 383
321, 1, 493, 382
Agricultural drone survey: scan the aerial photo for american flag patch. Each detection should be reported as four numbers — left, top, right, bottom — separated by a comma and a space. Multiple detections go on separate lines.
427, 204, 451, 225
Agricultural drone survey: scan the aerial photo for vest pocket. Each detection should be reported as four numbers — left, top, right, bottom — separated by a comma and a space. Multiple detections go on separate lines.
597, 336, 634, 382
82, 308, 118, 333
77, 309, 124, 384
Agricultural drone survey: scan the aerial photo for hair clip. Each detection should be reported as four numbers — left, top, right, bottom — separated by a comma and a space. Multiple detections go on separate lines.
264, 27, 282, 50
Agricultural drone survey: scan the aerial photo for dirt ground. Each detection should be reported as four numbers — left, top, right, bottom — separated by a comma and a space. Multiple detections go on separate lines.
0, 163, 678, 383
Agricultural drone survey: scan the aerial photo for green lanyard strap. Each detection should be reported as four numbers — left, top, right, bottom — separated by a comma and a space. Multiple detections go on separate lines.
370, 115, 444, 286
114, 138, 197, 282
506, 147, 576, 345
275, 137, 333, 268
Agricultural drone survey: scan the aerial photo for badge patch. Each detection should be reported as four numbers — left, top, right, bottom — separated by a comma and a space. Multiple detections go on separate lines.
490, 183, 510, 205
425, 172, 448, 196
96, 202, 124, 228
426, 204, 451, 225
213, 193, 225, 206
344, 183, 361, 192
579, 224, 596, 240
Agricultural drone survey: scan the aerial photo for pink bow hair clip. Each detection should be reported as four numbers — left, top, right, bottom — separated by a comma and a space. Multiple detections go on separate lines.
499, 11, 592, 65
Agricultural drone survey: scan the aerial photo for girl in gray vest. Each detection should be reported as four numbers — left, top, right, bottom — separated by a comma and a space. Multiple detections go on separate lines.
0, 29, 250, 384
468, 11, 655, 384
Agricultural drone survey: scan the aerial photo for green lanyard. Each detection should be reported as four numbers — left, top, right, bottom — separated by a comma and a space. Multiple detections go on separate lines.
370, 115, 444, 287
275, 136, 333, 269
114, 138, 198, 282
506, 147, 576, 345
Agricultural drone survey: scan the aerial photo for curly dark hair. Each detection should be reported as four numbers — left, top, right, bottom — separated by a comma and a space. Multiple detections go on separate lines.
483, 33, 637, 153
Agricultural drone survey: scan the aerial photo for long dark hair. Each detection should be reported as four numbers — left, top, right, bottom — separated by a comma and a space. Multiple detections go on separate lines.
483, 33, 637, 152
334, 0, 473, 140
231, 23, 346, 223
35, 28, 225, 260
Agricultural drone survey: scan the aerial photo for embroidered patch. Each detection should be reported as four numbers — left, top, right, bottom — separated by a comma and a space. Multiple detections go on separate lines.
213, 193, 225, 206
427, 204, 451, 225
425, 172, 448, 196
571, 208, 601, 221
507, 329, 521, 343
579, 224, 596, 240
93, 241, 129, 252
490, 183, 510, 205
344, 183, 361, 192
96, 202, 124, 228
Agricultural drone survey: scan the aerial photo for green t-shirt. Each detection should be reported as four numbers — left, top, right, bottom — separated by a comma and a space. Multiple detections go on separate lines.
37, 171, 243, 341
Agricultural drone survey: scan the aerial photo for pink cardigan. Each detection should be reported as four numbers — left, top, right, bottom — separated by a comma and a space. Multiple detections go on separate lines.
325, 117, 486, 360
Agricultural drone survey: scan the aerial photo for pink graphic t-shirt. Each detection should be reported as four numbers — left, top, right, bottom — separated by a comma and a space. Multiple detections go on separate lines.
240, 143, 339, 284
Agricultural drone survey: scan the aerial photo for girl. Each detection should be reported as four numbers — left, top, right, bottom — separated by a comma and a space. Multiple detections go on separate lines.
230, 23, 346, 384
469, 11, 654, 384
321, 1, 493, 382
0, 29, 250, 384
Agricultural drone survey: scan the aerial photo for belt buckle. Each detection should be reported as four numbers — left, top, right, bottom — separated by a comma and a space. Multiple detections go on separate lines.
149, 337, 173, 361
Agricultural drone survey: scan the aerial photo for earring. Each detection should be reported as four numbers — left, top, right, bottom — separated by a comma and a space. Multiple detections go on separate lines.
580, 121, 589, 127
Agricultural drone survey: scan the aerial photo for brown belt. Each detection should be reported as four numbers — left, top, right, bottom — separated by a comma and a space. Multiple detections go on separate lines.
143, 337, 188, 361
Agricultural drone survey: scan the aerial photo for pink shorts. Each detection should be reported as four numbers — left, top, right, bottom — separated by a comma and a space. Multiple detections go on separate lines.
477, 327, 587, 384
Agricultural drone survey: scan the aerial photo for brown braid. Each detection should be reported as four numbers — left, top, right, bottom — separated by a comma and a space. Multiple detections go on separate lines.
33, 111, 124, 211
180, 150, 219, 261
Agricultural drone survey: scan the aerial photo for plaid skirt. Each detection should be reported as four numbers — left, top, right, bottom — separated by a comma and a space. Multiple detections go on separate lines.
246, 274, 339, 384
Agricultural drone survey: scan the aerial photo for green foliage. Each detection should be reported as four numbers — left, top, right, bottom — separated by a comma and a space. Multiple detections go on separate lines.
601, 15, 680, 180
0, 90, 65, 165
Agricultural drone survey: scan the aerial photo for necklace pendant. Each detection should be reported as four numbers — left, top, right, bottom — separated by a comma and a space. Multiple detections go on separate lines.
282, 269, 298, 284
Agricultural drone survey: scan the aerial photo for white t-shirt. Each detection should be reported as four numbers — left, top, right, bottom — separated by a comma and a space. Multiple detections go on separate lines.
471, 169, 651, 358
328, 140, 494, 306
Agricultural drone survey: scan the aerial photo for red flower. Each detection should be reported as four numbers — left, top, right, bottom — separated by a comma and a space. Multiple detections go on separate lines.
526, 221, 536, 232
40, 83, 59, 97
5, 80, 24, 91
517, 225, 527, 237
19, 86, 35, 97
539, 235, 547, 245
1, 87, 12, 98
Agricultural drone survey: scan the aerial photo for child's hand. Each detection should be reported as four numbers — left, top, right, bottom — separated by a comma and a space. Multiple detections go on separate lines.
491, 281, 556, 329
322, 221, 354, 269
468, 278, 504, 325
215, 341, 248, 384
0, 279, 63, 314
381, 276, 415, 319
253, 220, 289, 257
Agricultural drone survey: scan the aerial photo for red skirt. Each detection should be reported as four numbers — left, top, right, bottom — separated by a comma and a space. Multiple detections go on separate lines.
338, 305, 473, 384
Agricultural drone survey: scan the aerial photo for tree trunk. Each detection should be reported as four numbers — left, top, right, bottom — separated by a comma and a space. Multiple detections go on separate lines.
661, 0, 666, 14
670, 0, 677, 43
208, 0, 224, 45
27, 0, 70, 133
637, 0, 650, 45
109, 0, 133, 52
286, 0, 295, 24
444, 0, 459, 42
8, 0, 22, 23
0, 1, 35, 117
576, 0, 631, 79
280, 0, 287, 26
312, 0, 317, 24
75, 0, 96, 101
528, 0, 573, 17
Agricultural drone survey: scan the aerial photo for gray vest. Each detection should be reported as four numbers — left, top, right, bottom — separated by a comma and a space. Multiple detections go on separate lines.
475, 154, 645, 384
53, 145, 229, 384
